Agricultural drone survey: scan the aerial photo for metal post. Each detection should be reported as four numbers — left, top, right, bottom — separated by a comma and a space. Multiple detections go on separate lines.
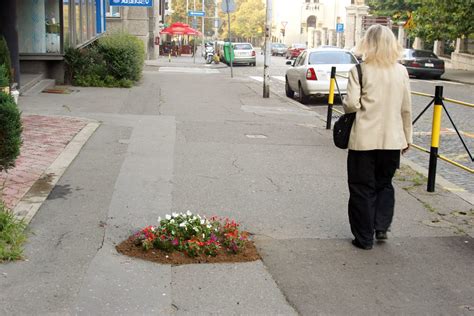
226, 0, 233, 78
202, 0, 205, 56
263, 0, 272, 98
186, 0, 189, 24
326, 66, 336, 129
193, 0, 196, 64
427, 86, 443, 192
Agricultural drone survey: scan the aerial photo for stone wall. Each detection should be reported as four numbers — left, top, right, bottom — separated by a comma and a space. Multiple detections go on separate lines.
451, 52, 474, 71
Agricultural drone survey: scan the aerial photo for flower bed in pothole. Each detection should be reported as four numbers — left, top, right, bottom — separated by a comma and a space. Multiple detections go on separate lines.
116, 211, 260, 265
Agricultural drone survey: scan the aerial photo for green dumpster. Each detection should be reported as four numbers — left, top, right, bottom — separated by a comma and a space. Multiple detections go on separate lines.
223, 42, 234, 64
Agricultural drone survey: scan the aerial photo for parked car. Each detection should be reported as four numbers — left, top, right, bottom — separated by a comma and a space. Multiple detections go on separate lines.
286, 43, 307, 59
232, 42, 256, 66
271, 43, 287, 56
400, 49, 445, 79
285, 48, 358, 104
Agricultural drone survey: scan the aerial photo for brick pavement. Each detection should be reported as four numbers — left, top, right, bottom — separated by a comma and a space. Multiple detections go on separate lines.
0, 115, 89, 210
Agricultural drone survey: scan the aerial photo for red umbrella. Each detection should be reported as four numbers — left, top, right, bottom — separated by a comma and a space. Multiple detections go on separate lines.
160, 22, 201, 36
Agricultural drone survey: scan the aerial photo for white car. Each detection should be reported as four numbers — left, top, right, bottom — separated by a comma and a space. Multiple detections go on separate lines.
285, 48, 358, 104
233, 43, 256, 66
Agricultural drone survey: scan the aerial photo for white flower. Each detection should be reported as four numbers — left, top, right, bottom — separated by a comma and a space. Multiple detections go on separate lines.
197, 214, 201, 219
207, 224, 212, 228
200, 219, 205, 225
186, 210, 193, 216
172, 212, 178, 218
165, 214, 171, 220
202, 233, 205, 239
194, 227, 200, 232
179, 222, 187, 227
170, 219, 175, 224
158, 216, 161, 222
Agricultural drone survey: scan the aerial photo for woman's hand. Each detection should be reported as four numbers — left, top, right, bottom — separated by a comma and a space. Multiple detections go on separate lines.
402, 144, 410, 155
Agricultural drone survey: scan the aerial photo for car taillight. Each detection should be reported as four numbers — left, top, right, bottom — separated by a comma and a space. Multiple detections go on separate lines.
306, 68, 317, 80
409, 61, 421, 67
252, 50, 256, 57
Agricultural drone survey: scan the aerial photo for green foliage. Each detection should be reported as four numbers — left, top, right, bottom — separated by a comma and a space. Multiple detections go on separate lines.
219, 0, 265, 42
368, 0, 421, 23
0, 202, 27, 262
64, 33, 143, 88
412, 1, 474, 42
0, 92, 22, 172
369, 0, 474, 43
97, 33, 145, 82
0, 36, 12, 84
0, 64, 9, 87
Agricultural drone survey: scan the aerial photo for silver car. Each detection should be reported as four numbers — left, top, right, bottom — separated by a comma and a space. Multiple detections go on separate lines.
271, 43, 287, 56
285, 48, 358, 104
232, 43, 256, 66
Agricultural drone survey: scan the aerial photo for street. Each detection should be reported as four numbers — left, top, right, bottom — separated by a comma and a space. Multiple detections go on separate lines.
0, 56, 472, 314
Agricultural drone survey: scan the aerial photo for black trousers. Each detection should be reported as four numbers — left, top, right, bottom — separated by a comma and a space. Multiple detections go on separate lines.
347, 149, 400, 247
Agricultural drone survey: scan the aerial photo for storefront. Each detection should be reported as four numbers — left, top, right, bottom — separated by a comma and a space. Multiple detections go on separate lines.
2, 0, 107, 87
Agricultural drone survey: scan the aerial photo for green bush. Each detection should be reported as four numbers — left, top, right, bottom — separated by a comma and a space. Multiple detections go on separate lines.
98, 33, 145, 82
0, 202, 27, 262
0, 36, 12, 85
64, 33, 144, 87
0, 64, 9, 87
0, 92, 22, 172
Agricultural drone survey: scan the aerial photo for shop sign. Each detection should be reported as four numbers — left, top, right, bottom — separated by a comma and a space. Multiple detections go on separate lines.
110, 0, 153, 7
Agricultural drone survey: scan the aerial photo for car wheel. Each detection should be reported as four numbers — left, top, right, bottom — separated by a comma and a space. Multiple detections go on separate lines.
285, 78, 294, 98
298, 83, 309, 104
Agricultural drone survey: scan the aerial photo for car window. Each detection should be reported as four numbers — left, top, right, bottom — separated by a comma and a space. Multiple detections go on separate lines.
412, 50, 437, 58
297, 51, 307, 66
233, 43, 252, 50
308, 51, 357, 65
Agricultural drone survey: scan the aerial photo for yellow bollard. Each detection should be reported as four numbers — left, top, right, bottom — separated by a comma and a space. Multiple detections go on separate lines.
326, 67, 336, 129
427, 86, 443, 192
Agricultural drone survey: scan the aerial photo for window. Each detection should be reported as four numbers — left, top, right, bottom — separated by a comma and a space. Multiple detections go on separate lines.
17, 0, 62, 54
106, 0, 121, 17
308, 51, 357, 65
412, 50, 438, 58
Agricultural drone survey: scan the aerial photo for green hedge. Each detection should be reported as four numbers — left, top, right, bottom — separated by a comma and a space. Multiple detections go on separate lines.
0, 92, 22, 172
0, 201, 27, 261
0, 36, 12, 85
65, 33, 144, 88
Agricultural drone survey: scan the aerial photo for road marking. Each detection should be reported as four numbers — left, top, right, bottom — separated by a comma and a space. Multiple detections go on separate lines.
410, 79, 464, 86
249, 76, 285, 83
249, 76, 264, 82
159, 67, 220, 74
241, 105, 316, 116
245, 134, 267, 139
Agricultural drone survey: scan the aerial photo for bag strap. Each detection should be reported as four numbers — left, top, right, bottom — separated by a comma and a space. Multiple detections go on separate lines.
355, 63, 363, 96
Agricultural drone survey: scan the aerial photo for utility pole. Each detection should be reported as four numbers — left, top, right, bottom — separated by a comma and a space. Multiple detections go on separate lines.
193, 0, 196, 64
202, 0, 205, 56
186, 0, 189, 24
263, 0, 272, 98
226, 0, 233, 78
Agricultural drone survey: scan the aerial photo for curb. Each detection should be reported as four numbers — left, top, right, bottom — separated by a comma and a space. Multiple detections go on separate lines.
12, 121, 100, 224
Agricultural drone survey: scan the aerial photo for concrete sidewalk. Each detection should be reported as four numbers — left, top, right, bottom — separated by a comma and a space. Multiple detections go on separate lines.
443, 68, 474, 85
1, 59, 473, 315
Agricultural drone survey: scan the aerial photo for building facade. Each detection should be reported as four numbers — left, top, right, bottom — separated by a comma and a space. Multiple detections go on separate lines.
0, 0, 107, 88
105, 0, 166, 60
271, 0, 368, 49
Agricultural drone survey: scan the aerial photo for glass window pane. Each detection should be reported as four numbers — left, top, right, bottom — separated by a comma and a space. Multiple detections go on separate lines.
17, 0, 62, 54
63, 0, 71, 49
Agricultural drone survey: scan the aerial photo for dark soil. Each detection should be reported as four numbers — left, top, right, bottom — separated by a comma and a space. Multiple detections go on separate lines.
116, 235, 261, 265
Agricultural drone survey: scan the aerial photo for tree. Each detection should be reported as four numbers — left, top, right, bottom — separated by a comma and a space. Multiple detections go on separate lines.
219, 0, 265, 43
412, 0, 473, 45
367, 0, 421, 23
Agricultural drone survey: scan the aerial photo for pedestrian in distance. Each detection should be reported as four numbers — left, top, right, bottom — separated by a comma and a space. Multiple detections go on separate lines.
342, 24, 412, 250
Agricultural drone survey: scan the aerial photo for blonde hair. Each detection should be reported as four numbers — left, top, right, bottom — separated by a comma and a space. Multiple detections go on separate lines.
355, 24, 402, 67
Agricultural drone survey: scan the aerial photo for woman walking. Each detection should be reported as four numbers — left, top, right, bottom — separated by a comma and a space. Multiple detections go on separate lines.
343, 25, 412, 250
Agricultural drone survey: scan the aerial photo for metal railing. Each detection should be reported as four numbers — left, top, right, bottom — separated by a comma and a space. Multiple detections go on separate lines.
326, 66, 473, 192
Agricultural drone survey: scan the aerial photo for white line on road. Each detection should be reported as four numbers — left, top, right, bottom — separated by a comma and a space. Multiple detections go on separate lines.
249, 76, 285, 83
159, 67, 220, 74
410, 79, 464, 86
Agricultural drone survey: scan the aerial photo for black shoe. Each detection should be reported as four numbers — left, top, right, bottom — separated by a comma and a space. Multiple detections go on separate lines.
352, 239, 372, 250
375, 231, 388, 240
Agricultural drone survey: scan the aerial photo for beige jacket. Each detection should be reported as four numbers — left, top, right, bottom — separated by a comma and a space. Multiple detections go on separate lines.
343, 62, 413, 151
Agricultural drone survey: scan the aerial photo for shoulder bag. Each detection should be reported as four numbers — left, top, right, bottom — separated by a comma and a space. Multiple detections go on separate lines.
333, 63, 362, 149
